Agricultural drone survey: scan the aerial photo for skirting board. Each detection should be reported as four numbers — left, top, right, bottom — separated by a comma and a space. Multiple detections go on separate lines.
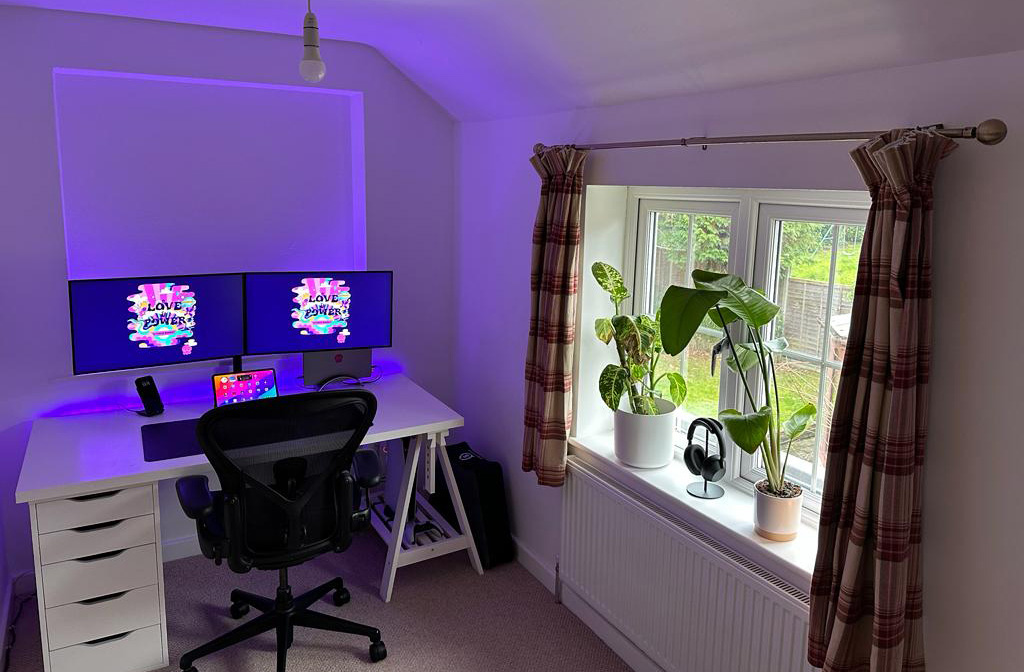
513, 537, 664, 672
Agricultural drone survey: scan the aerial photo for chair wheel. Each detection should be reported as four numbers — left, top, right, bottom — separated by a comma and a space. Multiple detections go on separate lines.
332, 587, 351, 606
369, 641, 387, 662
229, 601, 250, 619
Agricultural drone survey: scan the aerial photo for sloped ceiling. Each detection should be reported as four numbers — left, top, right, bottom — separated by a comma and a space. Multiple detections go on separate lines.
7, 0, 1024, 120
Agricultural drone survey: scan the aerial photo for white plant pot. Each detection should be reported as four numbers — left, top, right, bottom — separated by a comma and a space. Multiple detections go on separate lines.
754, 481, 803, 541
613, 398, 677, 469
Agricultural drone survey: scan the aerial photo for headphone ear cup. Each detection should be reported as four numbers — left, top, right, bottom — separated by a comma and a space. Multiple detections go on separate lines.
701, 456, 726, 483
683, 444, 706, 476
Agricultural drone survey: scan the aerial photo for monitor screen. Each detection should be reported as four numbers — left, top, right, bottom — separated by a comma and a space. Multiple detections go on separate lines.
244, 271, 392, 355
69, 274, 245, 374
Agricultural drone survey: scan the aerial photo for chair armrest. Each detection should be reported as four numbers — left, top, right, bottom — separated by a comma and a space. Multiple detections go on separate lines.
176, 475, 216, 520
352, 448, 382, 489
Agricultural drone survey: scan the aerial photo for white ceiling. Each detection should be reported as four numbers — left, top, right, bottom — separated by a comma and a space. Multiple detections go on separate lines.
8, 0, 1024, 120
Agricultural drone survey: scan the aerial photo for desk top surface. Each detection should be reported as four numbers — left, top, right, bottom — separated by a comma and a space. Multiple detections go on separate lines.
17, 374, 462, 503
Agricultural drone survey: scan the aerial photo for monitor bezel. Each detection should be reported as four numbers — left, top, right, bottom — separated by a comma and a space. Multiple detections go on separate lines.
68, 272, 246, 376
241, 270, 394, 357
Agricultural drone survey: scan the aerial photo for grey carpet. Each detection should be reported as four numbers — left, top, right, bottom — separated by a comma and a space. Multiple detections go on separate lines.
9, 534, 631, 671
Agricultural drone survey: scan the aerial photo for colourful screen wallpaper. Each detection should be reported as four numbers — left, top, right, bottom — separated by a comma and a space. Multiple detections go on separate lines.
291, 277, 351, 344
127, 282, 197, 354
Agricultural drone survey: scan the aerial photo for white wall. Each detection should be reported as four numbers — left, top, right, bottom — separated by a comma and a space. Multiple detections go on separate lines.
456, 50, 1024, 671
0, 5, 456, 597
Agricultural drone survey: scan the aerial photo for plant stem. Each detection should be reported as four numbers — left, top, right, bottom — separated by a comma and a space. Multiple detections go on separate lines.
716, 308, 757, 408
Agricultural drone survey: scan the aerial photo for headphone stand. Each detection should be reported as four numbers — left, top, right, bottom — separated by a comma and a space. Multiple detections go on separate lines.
686, 481, 725, 500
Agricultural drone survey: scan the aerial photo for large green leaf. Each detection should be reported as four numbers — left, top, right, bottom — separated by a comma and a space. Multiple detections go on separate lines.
598, 364, 630, 411
665, 372, 687, 407
594, 318, 614, 345
763, 337, 789, 353
725, 344, 760, 373
692, 270, 780, 328
635, 314, 661, 352
719, 406, 773, 454
592, 262, 630, 303
658, 285, 726, 356
782, 402, 816, 442
612, 315, 643, 362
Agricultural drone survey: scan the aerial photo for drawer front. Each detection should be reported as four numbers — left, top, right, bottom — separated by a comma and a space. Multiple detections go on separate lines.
49, 624, 163, 672
42, 544, 158, 608
46, 585, 161, 651
39, 515, 156, 565
37, 486, 154, 534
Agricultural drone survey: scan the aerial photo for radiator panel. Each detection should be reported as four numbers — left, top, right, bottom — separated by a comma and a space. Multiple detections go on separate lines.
561, 459, 813, 672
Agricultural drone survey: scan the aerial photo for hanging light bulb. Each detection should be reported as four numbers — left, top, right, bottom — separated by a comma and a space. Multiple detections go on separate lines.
300, 0, 326, 83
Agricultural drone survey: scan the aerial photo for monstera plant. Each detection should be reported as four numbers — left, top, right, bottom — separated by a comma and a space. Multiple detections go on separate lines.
659, 269, 814, 539
592, 262, 687, 415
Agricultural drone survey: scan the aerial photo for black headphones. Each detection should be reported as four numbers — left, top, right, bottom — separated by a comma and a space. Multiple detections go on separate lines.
683, 418, 727, 483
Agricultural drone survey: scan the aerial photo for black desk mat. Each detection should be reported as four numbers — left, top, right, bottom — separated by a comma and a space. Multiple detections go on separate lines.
141, 418, 203, 462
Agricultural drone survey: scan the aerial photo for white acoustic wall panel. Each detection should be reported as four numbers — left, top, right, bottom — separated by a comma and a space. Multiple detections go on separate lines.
53, 68, 366, 278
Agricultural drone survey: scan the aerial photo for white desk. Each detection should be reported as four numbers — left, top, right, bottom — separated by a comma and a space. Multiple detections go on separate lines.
16, 373, 482, 672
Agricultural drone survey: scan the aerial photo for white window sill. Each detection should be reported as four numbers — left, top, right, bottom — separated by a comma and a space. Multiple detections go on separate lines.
568, 432, 818, 593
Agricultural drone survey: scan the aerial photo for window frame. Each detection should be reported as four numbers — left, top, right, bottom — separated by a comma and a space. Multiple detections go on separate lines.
624, 187, 870, 515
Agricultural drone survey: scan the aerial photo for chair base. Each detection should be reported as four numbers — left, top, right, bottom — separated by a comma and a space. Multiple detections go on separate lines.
179, 568, 386, 672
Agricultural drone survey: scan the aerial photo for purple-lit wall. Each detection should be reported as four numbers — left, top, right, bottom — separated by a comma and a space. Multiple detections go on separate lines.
0, 5, 456, 591
456, 50, 1024, 672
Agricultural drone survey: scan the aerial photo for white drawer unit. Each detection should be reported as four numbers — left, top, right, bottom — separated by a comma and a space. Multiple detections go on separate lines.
46, 585, 161, 650
28, 483, 169, 672
49, 625, 164, 672
38, 515, 156, 565
36, 485, 155, 534
42, 544, 159, 607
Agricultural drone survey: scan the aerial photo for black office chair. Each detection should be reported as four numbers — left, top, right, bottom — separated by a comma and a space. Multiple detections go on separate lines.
174, 389, 387, 672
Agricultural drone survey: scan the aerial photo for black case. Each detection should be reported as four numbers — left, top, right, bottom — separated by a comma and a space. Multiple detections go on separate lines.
430, 442, 515, 569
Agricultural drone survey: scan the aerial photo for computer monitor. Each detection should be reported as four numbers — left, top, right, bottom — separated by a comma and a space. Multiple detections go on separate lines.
244, 271, 392, 356
69, 273, 245, 375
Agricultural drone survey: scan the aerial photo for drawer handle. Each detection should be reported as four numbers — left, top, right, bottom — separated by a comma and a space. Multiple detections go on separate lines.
74, 549, 125, 563
82, 631, 132, 646
78, 590, 129, 605
69, 490, 122, 502
71, 519, 125, 533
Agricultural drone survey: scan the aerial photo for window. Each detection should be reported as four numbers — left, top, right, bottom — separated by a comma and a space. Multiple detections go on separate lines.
748, 205, 867, 500
629, 189, 868, 509
633, 199, 738, 423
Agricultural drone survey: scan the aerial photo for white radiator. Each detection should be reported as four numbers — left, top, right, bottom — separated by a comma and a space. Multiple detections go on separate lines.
561, 458, 813, 672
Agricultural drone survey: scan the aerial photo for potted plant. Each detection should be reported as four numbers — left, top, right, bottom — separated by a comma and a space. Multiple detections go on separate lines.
592, 262, 687, 468
659, 270, 815, 541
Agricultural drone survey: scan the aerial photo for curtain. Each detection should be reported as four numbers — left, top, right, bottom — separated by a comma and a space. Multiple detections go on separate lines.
808, 129, 957, 672
521, 144, 588, 487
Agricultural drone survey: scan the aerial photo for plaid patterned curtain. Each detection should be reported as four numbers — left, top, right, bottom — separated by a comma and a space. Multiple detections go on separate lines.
521, 145, 588, 487
808, 129, 957, 672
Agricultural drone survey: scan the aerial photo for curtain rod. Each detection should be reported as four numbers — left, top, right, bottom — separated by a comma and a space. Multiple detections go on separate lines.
545, 118, 1007, 152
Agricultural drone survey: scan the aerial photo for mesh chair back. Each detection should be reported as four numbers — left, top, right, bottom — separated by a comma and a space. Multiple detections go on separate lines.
196, 389, 376, 570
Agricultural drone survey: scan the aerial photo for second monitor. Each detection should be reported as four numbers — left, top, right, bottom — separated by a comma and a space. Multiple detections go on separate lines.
244, 271, 393, 355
